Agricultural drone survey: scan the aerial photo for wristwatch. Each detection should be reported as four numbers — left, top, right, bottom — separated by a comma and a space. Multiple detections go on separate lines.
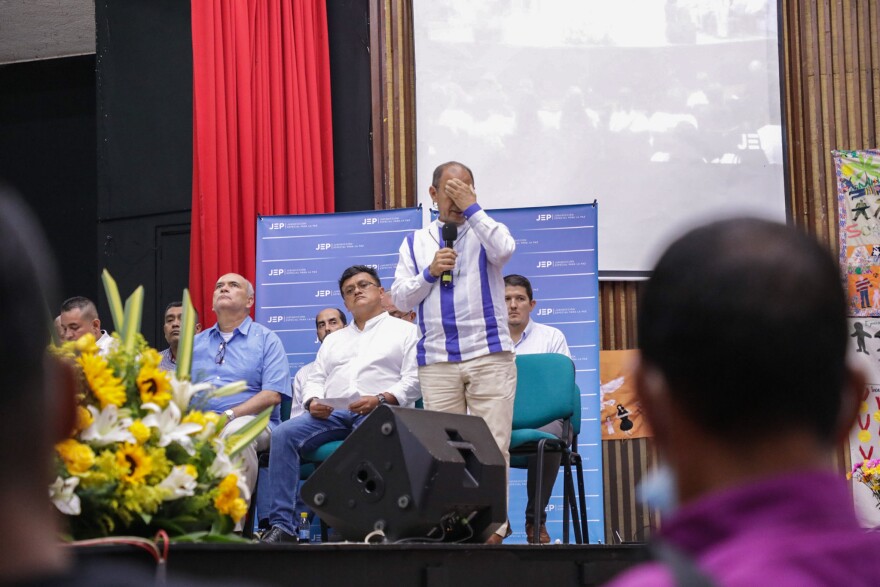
224, 408, 236, 421
376, 394, 387, 406
304, 398, 314, 412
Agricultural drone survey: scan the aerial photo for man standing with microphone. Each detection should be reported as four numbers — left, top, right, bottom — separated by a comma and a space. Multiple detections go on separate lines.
392, 161, 517, 544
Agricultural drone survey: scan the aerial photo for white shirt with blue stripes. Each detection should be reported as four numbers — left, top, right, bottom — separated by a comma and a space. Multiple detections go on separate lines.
391, 204, 516, 367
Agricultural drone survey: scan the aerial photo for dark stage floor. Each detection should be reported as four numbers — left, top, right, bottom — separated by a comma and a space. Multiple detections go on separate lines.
73, 542, 650, 586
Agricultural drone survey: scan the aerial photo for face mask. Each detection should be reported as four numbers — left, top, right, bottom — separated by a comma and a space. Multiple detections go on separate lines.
637, 462, 679, 516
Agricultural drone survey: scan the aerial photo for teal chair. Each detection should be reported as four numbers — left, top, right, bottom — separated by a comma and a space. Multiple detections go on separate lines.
569, 384, 589, 542
509, 353, 585, 544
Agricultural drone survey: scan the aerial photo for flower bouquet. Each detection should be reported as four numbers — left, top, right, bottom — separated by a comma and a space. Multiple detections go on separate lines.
49, 271, 269, 540
848, 458, 880, 509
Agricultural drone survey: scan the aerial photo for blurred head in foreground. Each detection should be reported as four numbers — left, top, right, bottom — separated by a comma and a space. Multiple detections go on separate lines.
636, 217, 861, 505
0, 183, 76, 581
609, 218, 880, 587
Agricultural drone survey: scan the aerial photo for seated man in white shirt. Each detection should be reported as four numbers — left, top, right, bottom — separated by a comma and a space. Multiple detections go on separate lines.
290, 307, 348, 420
505, 274, 572, 544
261, 265, 421, 543
59, 296, 115, 356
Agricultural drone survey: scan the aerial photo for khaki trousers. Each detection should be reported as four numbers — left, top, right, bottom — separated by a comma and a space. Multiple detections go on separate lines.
418, 351, 517, 538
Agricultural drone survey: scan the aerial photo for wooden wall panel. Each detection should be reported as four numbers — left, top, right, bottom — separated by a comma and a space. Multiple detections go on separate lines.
372, 0, 880, 544
783, 0, 880, 246
369, 0, 416, 210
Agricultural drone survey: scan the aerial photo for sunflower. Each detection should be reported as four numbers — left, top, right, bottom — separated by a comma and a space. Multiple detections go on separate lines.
72, 405, 93, 435
140, 348, 162, 369
74, 333, 100, 355
129, 419, 151, 444
78, 353, 126, 408
56, 438, 96, 475
137, 364, 172, 407
214, 474, 247, 522
115, 444, 153, 485
183, 410, 222, 440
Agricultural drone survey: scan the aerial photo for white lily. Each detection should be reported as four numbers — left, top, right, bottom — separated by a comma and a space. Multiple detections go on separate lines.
207, 438, 250, 501
169, 375, 213, 412
80, 404, 135, 446
158, 465, 198, 501
196, 416, 223, 442
141, 402, 202, 455
49, 476, 81, 515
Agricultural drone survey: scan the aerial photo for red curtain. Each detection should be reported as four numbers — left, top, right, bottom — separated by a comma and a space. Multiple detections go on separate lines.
190, 0, 334, 325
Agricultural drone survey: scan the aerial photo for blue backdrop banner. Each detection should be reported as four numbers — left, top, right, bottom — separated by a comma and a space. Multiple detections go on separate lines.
256, 203, 603, 544
256, 208, 423, 377
483, 203, 602, 544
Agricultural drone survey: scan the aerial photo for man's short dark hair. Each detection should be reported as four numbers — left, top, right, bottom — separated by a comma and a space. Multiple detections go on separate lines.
504, 274, 534, 300
60, 296, 98, 320
165, 301, 199, 322
638, 218, 847, 443
338, 265, 381, 292
315, 308, 347, 328
432, 161, 475, 189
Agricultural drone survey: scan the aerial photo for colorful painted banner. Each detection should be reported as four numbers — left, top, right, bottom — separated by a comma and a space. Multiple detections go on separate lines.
847, 320, 880, 528
600, 350, 650, 440
835, 150, 880, 317
836, 150, 880, 526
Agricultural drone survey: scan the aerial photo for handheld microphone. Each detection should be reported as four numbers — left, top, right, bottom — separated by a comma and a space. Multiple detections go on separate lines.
441, 223, 458, 288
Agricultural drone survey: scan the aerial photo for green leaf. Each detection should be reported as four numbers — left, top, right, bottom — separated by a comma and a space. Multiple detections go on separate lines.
210, 380, 248, 398
101, 270, 125, 333
171, 528, 251, 543
201, 532, 252, 543
226, 406, 272, 457
211, 516, 233, 536
121, 286, 144, 354
175, 290, 197, 380
170, 531, 210, 543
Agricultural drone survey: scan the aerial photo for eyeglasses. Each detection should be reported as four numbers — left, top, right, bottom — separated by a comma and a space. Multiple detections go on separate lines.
342, 280, 379, 298
215, 341, 227, 365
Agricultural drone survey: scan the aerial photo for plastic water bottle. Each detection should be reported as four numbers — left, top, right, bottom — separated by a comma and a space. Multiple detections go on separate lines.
298, 512, 310, 543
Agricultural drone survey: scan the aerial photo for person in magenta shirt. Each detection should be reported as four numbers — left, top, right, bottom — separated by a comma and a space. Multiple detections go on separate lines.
604, 218, 880, 587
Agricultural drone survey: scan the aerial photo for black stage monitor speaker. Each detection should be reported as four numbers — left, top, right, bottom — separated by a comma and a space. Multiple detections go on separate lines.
301, 405, 506, 543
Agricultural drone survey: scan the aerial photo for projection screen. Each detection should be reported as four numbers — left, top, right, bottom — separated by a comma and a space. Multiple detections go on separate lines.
413, 0, 786, 275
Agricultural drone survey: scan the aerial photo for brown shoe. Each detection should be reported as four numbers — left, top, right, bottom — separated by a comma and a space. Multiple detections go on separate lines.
525, 522, 551, 544
485, 522, 513, 544
485, 533, 504, 545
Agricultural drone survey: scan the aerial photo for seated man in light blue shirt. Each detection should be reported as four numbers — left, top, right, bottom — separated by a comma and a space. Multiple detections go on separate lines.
505, 274, 572, 544
191, 272, 291, 510
260, 265, 420, 543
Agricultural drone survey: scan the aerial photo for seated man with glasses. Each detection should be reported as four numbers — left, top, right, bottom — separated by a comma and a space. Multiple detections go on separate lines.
260, 265, 421, 543
191, 272, 291, 523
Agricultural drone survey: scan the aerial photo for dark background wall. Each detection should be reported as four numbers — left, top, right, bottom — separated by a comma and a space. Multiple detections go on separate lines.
93, 0, 374, 346
0, 56, 98, 311
327, 0, 374, 213
96, 0, 194, 348
0, 0, 375, 348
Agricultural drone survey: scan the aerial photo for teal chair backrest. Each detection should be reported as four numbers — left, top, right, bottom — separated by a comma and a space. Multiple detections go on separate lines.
571, 384, 582, 436
512, 353, 576, 430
